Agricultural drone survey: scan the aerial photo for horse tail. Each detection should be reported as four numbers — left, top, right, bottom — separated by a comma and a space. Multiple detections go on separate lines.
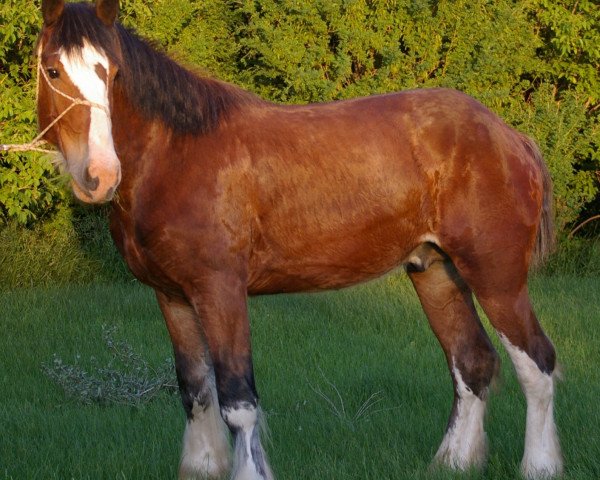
520, 134, 556, 269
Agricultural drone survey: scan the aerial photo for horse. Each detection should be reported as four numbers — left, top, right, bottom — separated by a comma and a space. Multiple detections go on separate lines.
36, 1, 563, 479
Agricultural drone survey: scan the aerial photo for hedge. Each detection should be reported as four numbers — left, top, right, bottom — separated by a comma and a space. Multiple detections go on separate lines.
1, 0, 598, 234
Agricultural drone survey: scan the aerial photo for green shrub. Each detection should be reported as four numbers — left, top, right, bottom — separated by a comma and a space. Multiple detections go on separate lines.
503, 85, 599, 231
0, 2, 67, 225
529, 0, 600, 107
0, 206, 131, 291
234, 0, 540, 104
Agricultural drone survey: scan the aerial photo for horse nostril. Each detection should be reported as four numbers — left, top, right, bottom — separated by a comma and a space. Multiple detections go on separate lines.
105, 186, 116, 200
84, 167, 100, 191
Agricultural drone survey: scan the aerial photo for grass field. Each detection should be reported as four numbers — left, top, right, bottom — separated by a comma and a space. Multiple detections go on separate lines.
1, 274, 599, 479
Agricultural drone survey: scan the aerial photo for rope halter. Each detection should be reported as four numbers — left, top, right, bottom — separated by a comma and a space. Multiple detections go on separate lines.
1, 53, 111, 154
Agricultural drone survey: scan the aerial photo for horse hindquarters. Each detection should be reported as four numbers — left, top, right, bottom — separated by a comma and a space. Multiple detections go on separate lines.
409, 244, 562, 478
408, 246, 499, 470
436, 137, 563, 478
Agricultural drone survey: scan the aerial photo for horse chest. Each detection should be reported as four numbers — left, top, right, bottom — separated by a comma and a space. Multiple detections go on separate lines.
109, 208, 179, 290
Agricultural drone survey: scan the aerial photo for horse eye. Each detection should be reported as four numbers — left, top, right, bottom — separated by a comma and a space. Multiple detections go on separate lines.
47, 68, 60, 79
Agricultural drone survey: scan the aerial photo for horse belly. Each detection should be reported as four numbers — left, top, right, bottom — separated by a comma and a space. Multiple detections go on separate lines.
247, 212, 423, 294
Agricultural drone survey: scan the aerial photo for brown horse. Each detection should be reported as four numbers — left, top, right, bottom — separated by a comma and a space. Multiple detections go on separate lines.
36, 1, 563, 479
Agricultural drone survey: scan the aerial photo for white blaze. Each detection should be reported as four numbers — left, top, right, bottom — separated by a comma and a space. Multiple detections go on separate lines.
59, 41, 119, 174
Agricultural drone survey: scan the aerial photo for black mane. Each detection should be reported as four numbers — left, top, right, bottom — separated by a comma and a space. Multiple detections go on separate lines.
52, 3, 261, 134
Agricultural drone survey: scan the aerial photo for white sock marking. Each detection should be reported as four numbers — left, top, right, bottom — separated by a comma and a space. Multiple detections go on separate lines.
434, 362, 487, 470
180, 397, 230, 478
222, 403, 274, 480
499, 335, 563, 479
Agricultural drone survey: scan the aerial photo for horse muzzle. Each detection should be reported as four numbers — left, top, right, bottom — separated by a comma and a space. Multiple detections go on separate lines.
71, 152, 121, 203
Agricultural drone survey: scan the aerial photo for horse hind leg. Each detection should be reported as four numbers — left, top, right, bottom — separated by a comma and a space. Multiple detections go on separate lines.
156, 291, 231, 479
499, 329, 562, 479
472, 283, 562, 478
407, 244, 499, 471
447, 245, 563, 478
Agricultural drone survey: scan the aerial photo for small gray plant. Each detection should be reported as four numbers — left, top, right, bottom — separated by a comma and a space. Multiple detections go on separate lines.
42, 325, 177, 406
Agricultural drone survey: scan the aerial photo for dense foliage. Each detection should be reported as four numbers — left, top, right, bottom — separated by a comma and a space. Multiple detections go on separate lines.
1, 1, 598, 237
0, 1, 67, 225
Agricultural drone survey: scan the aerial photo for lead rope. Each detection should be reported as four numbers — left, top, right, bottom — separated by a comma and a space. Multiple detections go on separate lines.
1, 55, 109, 154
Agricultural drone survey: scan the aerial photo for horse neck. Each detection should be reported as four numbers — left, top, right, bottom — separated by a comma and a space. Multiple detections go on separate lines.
109, 83, 164, 207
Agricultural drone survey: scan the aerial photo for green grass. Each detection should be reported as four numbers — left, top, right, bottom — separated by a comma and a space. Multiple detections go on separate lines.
1, 274, 599, 479
0, 209, 132, 291
542, 238, 600, 276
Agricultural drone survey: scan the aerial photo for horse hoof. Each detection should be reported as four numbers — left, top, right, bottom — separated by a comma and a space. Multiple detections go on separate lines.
521, 456, 564, 479
179, 457, 230, 480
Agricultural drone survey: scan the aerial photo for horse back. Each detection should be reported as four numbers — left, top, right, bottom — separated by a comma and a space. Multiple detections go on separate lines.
230, 89, 541, 292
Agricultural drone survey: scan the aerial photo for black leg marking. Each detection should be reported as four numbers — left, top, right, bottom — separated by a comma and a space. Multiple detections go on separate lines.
212, 357, 258, 412
529, 333, 556, 375
174, 350, 211, 419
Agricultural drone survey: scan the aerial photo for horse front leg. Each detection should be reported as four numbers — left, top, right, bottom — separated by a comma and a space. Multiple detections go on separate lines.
187, 270, 274, 480
156, 291, 231, 479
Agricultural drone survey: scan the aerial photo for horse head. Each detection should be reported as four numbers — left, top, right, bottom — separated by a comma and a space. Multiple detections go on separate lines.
38, 0, 121, 203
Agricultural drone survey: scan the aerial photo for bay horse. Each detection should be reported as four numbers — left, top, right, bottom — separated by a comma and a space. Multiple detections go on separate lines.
36, 1, 563, 479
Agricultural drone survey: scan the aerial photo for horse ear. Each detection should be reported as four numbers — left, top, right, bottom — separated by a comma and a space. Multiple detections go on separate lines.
96, 0, 119, 26
42, 0, 64, 26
